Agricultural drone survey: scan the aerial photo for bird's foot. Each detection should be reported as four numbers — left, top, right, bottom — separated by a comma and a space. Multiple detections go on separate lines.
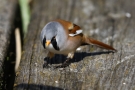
43, 57, 50, 68
55, 58, 71, 68
43, 61, 48, 68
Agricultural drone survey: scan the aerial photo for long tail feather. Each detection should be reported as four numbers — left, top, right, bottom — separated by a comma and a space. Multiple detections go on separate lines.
83, 36, 117, 51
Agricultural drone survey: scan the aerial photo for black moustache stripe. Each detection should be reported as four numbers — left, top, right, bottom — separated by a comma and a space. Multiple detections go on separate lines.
43, 38, 46, 48
51, 38, 60, 51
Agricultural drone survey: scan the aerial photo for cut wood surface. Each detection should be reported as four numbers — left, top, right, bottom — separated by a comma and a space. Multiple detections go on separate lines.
0, 0, 17, 88
14, 0, 135, 90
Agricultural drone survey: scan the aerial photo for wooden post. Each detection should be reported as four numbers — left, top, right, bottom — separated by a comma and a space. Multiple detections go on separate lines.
14, 0, 135, 90
0, 0, 17, 89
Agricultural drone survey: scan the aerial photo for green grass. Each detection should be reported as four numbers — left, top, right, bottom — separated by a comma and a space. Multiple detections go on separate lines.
19, 0, 30, 37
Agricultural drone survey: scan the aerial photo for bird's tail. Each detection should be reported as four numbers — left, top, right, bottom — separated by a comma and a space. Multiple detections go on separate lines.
83, 36, 117, 51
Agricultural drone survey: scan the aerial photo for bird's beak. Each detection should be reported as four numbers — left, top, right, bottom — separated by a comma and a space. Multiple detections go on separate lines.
46, 40, 51, 47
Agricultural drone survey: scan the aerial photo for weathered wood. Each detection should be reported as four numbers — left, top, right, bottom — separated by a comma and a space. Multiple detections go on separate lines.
0, 0, 17, 89
14, 0, 135, 90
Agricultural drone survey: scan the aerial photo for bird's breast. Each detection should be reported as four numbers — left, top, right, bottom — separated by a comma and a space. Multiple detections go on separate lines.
46, 43, 71, 55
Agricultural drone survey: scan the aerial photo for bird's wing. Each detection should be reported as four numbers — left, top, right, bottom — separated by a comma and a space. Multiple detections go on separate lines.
55, 19, 83, 36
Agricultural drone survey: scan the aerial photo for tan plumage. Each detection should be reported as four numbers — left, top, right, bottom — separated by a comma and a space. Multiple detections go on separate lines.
40, 19, 117, 67
55, 19, 116, 51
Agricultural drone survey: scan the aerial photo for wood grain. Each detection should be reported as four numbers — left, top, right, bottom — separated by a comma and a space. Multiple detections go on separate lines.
0, 0, 17, 89
14, 0, 135, 90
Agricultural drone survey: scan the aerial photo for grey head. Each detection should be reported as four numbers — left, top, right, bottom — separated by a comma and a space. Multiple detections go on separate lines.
40, 21, 67, 50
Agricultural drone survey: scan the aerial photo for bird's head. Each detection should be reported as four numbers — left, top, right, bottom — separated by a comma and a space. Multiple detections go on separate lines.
40, 21, 66, 50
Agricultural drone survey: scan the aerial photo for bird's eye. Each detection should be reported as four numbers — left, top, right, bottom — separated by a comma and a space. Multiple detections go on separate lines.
51, 36, 56, 42
53, 36, 56, 39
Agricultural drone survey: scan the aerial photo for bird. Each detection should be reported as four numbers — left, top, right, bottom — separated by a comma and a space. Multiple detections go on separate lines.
40, 19, 117, 67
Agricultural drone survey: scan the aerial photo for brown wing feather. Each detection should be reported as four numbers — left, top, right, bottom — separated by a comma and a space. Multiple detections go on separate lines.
55, 19, 73, 31
55, 19, 81, 34
69, 24, 81, 34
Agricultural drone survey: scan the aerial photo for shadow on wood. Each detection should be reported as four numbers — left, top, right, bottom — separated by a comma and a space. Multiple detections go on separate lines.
15, 83, 63, 90
45, 51, 114, 65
